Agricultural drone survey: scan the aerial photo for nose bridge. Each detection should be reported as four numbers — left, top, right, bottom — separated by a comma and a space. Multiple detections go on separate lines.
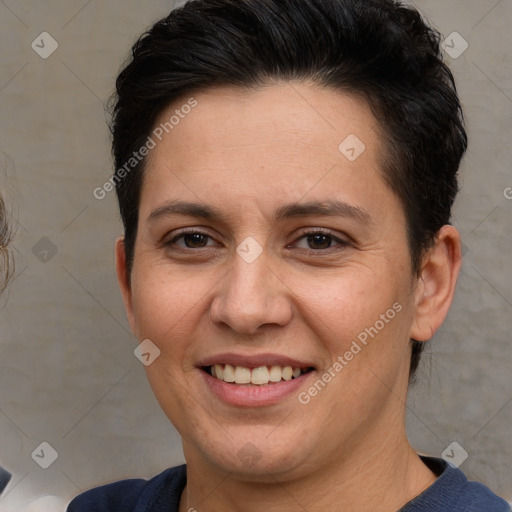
209, 246, 291, 333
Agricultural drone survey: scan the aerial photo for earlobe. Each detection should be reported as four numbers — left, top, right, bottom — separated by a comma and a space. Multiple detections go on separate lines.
409, 225, 462, 342
115, 237, 137, 336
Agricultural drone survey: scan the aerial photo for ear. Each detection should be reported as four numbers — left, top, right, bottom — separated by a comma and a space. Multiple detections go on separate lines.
115, 237, 137, 336
410, 225, 462, 342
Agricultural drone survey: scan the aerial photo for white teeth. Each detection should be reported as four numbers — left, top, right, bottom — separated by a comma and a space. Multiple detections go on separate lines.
209, 364, 308, 385
269, 365, 282, 382
234, 366, 251, 384
282, 366, 293, 381
214, 363, 224, 380
251, 366, 270, 385
223, 364, 235, 383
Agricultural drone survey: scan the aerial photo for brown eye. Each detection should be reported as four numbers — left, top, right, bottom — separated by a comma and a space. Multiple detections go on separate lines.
293, 229, 349, 252
305, 233, 333, 250
167, 230, 216, 249
181, 233, 209, 248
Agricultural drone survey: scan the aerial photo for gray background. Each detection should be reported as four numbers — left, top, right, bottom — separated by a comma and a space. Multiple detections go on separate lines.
0, 0, 510, 509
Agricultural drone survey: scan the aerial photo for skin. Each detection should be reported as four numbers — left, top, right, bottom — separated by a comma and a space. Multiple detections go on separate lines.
115, 81, 461, 511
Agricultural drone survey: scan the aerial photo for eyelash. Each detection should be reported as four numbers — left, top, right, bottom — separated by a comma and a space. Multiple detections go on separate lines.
166, 228, 350, 255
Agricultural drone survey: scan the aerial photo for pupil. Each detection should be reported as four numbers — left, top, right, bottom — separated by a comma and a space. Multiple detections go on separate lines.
185, 233, 207, 248
308, 234, 331, 250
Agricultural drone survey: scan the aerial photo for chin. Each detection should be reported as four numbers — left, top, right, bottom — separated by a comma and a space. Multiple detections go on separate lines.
194, 433, 314, 481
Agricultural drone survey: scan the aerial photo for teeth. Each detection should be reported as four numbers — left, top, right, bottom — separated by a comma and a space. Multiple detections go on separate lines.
282, 366, 293, 381
214, 364, 224, 380
209, 364, 308, 385
223, 364, 235, 383
234, 366, 251, 384
269, 365, 282, 382
251, 366, 270, 385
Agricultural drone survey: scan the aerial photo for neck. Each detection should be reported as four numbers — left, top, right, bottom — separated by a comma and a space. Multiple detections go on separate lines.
179, 426, 437, 512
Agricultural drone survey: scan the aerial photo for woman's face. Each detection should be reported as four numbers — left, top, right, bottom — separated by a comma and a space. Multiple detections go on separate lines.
117, 82, 422, 480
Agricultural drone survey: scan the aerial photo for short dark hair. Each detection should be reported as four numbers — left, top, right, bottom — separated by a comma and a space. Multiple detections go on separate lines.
110, 0, 467, 381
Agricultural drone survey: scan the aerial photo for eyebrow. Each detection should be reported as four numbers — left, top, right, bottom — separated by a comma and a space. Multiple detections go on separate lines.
147, 199, 373, 226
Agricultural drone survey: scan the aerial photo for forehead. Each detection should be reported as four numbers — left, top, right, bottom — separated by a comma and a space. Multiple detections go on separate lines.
151, 81, 378, 158
140, 82, 397, 224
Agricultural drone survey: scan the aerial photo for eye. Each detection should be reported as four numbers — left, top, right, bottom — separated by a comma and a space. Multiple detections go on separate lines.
292, 229, 350, 252
167, 229, 217, 249
165, 228, 350, 254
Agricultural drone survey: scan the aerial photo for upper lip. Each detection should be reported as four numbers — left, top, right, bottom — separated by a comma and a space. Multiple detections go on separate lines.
197, 352, 316, 370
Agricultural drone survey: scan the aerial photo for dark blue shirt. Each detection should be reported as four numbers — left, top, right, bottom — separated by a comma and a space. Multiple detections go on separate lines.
67, 456, 510, 511
0, 465, 11, 495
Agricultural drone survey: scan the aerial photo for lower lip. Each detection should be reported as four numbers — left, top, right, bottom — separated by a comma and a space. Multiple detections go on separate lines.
200, 369, 315, 407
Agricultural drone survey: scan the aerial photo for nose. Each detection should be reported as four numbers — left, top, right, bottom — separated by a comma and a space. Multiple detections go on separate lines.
209, 248, 293, 335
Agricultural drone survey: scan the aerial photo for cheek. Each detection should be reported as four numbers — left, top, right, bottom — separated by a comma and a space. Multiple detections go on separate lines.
128, 267, 211, 429
287, 263, 403, 340
130, 266, 208, 361
288, 265, 411, 396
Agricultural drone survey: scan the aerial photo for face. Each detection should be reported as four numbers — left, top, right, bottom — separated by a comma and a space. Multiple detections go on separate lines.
117, 82, 427, 481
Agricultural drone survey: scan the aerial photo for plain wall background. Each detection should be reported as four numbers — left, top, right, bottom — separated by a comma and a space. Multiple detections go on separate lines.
0, 0, 510, 509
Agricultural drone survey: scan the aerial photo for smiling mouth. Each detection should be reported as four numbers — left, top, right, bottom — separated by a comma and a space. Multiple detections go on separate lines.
202, 364, 315, 386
